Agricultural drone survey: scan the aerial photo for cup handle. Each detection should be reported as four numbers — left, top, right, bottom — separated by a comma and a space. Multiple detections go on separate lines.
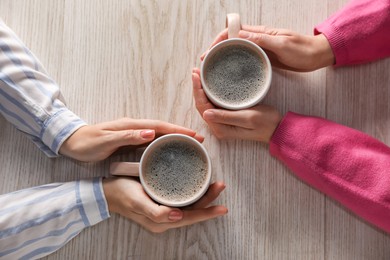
110, 162, 140, 176
226, 13, 241, 39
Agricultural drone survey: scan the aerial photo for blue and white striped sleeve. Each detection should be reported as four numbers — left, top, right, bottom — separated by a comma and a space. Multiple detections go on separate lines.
0, 177, 110, 259
0, 19, 86, 157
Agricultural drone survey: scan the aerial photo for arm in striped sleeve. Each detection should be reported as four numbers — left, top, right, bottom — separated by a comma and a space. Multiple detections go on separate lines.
0, 19, 86, 157
0, 177, 109, 259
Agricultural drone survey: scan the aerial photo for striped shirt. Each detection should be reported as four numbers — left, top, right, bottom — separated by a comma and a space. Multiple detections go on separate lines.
0, 19, 110, 259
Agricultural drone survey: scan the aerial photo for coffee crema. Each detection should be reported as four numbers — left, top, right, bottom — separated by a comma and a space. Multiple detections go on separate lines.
204, 45, 266, 106
142, 140, 208, 203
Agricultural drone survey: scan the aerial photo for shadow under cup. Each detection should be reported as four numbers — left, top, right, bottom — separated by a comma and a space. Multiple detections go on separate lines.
139, 134, 212, 207
201, 38, 272, 110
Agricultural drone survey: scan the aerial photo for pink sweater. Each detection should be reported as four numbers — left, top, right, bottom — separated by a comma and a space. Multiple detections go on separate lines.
270, 113, 390, 233
270, 0, 390, 232
314, 0, 390, 66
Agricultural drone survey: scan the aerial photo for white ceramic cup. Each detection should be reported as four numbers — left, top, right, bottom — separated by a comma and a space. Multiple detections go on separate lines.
110, 134, 212, 207
200, 13, 272, 110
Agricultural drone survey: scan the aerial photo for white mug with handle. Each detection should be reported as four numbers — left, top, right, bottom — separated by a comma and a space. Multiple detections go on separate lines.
110, 134, 212, 207
200, 13, 272, 110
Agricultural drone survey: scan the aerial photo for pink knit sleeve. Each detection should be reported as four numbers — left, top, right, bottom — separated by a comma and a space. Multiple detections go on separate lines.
314, 0, 390, 66
270, 112, 390, 233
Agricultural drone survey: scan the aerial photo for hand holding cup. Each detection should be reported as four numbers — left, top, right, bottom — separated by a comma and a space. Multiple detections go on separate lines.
200, 14, 272, 110
110, 134, 212, 207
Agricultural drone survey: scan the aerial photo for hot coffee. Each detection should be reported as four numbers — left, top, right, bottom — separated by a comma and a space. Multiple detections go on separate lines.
203, 44, 267, 108
110, 134, 212, 207
142, 140, 209, 203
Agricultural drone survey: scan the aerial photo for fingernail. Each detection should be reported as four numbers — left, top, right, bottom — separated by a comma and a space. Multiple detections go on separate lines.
239, 31, 250, 38
203, 110, 215, 120
168, 210, 183, 221
140, 130, 155, 139
195, 134, 205, 142
201, 51, 208, 60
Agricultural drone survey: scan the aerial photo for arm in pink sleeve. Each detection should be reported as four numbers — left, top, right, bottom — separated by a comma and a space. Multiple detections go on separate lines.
270, 112, 390, 233
314, 0, 390, 66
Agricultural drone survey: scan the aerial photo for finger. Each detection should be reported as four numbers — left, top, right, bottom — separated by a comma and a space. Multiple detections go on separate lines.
191, 181, 226, 209
200, 28, 228, 61
241, 25, 294, 36
99, 119, 203, 142
154, 124, 204, 143
204, 119, 258, 140
200, 51, 208, 61
97, 118, 192, 134
110, 129, 155, 147
194, 133, 205, 143
132, 193, 185, 223
118, 211, 171, 233
168, 206, 228, 229
241, 25, 268, 33
203, 109, 257, 129
192, 71, 215, 116
192, 67, 201, 74
127, 205, 228, 233
239, 30, 283, 53
209, 28, 229, 48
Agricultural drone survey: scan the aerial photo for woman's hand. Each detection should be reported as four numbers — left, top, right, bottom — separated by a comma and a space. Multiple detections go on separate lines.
201, 25, 334, 72
59, 118, 204, 162
192, 68, 281, 143
102, 177, 227, 233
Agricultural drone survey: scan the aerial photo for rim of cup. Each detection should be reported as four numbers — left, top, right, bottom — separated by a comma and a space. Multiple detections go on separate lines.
139, 134, 212, 207
200, 38, 272, 110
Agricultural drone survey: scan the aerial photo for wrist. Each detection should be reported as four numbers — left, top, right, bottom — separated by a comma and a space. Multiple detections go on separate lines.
102, 178, 121, 214
311, 34, 335, 69
264, 112, 283, 144
59, 126, 87, 160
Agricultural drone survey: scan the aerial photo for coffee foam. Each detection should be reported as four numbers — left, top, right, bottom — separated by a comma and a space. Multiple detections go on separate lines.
143, 141, 208, 202
204, 45, 266, 106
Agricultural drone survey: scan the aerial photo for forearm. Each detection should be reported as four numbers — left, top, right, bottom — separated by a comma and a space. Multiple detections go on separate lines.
0, 19, 86, 157
270, 112, 390, 232
0, 178, 109, 259
314, 0, 390, 66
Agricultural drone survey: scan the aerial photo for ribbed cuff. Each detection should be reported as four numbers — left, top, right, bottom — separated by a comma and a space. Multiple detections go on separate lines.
314, 22, 348, 67
269, 112, 296, 157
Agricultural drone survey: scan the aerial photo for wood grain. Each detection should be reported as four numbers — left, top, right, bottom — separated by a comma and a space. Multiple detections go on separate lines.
0, 0, 389, 259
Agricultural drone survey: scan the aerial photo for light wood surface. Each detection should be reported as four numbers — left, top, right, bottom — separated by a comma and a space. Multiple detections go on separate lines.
1, 0, 390, 259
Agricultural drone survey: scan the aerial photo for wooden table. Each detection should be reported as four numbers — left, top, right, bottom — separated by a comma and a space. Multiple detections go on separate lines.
1, 0, 390, 259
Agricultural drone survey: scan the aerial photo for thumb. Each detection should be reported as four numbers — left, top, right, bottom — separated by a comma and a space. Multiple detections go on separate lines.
113, 129, 156, 147
239, 30, 279, 52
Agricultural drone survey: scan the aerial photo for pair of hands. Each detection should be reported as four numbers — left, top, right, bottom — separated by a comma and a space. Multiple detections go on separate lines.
59, 118, 227, 233
58, 24, 334, 233
193, 25, 335, 141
